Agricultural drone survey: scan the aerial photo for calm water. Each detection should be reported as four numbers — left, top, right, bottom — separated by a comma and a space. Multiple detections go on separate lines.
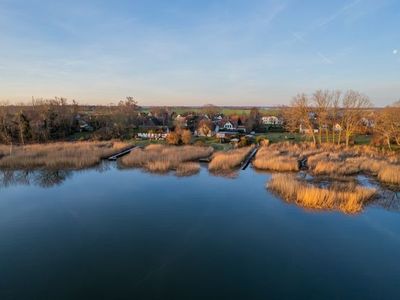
0, 164, 399, 299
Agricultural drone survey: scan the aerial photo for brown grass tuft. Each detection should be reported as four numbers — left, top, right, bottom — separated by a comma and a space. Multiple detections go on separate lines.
120, 145, 213, 174
176, 162, 201, 176
267, 174, 376, 214
253, 146, 299, 171
208, 145, 255, 172
377, 164, 400, 185
0, 141, 129, 170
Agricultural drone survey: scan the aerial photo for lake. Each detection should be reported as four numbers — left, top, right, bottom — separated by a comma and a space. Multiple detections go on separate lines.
0, 164, 399, 299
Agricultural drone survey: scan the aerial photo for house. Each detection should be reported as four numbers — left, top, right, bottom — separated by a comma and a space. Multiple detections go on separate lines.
262, 116, 282, 125
213, 115, 223, 122
222, 121, 235, 130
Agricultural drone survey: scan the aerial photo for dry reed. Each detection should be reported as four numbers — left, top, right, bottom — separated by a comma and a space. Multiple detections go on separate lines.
0, 141, 129, 170
377, 165, 400, 185
120, 145, 213, 175
267, 174, 376, 214
208, 145, 254, 172
176, 162, 201, 176
253, 146, 299, 171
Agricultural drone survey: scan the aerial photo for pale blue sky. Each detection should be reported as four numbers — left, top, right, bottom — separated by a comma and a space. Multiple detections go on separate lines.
0, 0, 399, 105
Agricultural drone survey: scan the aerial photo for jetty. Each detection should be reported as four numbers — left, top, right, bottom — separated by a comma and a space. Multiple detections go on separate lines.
107, 146, 136, 161
241, 147, 259, 170
298, 157, 308, 170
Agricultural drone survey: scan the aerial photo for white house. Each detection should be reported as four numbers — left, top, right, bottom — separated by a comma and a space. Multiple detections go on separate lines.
222, 121, 235, 130
262, 116, 282, 125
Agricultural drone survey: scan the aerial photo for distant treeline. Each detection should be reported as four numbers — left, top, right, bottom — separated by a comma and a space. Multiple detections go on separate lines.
1, 91, 399, 149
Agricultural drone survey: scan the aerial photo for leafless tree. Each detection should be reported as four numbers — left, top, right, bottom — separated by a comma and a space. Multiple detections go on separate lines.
285, 94, 317, 145
341, 90, 372, 147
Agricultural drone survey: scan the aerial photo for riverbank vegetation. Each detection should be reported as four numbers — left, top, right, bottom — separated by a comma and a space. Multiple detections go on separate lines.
268, 174, 376, 214
208, 145, 255, 172
254, 142, 400, 186
253, 147, 299, 171
0, 141, 129, 170
120, 144, 213, 175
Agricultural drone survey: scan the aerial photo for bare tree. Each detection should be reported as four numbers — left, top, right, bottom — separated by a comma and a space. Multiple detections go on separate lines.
313, 90, 332, 144
285, 94, 317, 145
374, 101, 400, 149
330, 91, 341, 144
341, 90, 372, 147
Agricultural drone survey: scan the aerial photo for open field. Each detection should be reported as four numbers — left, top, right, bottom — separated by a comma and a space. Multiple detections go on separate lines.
0, 141, 129, 170
120, 144, 213, 175
268, 174, 376, 214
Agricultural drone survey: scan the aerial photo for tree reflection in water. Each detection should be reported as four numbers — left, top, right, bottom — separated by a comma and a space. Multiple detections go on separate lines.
0, 169, 72, 188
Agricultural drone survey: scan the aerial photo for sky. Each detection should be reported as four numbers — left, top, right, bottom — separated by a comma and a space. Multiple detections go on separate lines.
0, 0, 399, 106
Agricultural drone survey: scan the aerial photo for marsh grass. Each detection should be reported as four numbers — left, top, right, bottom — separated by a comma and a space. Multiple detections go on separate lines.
176, 162, 201, 176
263, 142, 400, 186
208, 145, 255, 172
378, 165, 400, 185
0, 141, 129, 170
253, 147, 299, 172
268, 174, 376, 214
120, 145, 213, 176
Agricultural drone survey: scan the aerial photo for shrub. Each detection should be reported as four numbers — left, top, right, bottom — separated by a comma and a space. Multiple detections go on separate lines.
181, 130, 192, 145
166, 132, 180, 145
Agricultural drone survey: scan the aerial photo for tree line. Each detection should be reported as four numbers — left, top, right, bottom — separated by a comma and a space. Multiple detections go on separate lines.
283, 89, 400, 148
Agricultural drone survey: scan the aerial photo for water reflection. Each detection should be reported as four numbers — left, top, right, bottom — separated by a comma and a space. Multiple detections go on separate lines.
0, 169, 72, 188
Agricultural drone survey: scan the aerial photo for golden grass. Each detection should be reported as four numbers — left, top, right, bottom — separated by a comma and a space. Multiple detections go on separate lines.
267, 174, 376, 214
208, 145, 255, 172
377, 165, 400, 185
313, 160, 360, 176
176, 162, 201, 176
256, 142, 400, 186
253, 146, 299, 171
0, 141, 129, 170
120, 145, 213, 175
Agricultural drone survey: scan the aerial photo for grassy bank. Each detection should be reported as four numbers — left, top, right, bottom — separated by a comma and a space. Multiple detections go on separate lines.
253, 147, 299, 171
0, 141, 129, 170
120, 144, 213, 176
253, 142, 400, 186
208, 145, 255, 172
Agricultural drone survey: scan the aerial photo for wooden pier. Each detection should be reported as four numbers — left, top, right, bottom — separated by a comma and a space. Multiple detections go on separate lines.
199, 157, 212, 163
241, 147, 259, 170
298, 158, 308, 170
107, 146, 136, 161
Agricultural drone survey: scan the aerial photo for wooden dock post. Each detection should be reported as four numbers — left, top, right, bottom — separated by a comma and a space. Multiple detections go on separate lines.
107, 146, 136, 161
241, 147, 258, 170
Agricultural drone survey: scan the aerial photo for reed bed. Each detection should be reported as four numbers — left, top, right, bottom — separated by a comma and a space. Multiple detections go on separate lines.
120, 145, 213, 175
208, 145, 255, 172
253, 147, 299, 172
0, 141, 129, 170
176, 162, 201, 177
258, 142, 400, 186
267, 174, 376, 214
377, 165, 400, 185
